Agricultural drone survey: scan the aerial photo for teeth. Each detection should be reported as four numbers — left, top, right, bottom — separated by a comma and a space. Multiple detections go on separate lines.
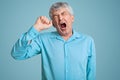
60, 21, 65, 24
60, 22, 65, 25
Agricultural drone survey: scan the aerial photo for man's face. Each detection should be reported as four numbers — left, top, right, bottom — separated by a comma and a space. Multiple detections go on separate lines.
51, 8, 74, 36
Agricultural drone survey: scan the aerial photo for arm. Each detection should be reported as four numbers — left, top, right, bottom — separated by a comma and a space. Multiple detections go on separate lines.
11, 16, 52, 60
11, 27, 41, 60
87, 38, 96, 80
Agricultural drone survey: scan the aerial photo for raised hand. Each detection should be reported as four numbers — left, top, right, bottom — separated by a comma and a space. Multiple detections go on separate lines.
34, 16, 52, 31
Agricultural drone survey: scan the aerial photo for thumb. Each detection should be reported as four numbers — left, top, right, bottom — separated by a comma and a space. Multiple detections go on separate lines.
48, 20, 53, 26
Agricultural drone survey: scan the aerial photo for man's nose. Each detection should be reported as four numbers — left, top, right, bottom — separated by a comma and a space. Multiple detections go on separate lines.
58, 15, 63, 21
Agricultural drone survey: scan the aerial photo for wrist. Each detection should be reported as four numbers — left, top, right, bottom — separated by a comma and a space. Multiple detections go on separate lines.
33, 24, 43, 32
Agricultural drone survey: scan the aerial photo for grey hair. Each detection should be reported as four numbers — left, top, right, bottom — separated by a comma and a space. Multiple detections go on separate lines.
49, 2, 74, 19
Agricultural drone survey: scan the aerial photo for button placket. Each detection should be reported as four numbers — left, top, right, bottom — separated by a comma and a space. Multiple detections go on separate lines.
64, 42, 69, 80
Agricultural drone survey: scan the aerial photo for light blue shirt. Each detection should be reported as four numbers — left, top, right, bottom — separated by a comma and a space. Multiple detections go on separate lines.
11, 26, 96, 80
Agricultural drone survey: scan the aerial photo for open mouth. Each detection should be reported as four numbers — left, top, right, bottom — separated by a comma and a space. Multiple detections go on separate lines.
60, 23, 66, 29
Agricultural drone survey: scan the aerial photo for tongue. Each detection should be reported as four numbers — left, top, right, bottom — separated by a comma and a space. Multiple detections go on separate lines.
61, 23, 66, 28
61, 25, 65, 28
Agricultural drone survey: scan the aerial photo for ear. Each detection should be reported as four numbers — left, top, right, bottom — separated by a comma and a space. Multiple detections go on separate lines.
71, 15, 74, 23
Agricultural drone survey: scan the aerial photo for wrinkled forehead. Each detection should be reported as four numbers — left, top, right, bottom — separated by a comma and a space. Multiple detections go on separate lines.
51, 7, 69, 15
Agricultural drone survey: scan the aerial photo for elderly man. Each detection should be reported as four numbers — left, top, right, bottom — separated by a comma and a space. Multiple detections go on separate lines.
11, 2, 96, 80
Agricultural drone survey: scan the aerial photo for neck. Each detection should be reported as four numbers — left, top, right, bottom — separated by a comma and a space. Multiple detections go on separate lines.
62, 32, 73, 40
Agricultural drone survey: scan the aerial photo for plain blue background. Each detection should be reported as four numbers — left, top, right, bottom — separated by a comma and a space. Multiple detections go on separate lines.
0, 0, 120, 80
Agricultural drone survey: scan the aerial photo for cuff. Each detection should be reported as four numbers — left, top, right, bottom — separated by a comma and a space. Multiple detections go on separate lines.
27, 26, 40, 39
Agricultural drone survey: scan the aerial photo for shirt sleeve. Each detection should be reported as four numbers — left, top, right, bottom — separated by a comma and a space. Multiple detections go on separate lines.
11, 26, 42, 60
87, 38, 96, 80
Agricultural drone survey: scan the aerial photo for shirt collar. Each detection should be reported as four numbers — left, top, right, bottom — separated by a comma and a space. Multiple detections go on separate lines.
50, 30, 82, 41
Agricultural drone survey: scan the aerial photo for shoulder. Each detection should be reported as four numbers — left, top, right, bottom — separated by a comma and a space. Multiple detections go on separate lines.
38, 31, 58, 38
76, 32, 95, 48
74, 31, 95, 46
76, 31, 94, 41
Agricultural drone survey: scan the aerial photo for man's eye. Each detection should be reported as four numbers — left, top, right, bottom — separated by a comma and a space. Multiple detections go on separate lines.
62, 12, 67, 15
53, 15, 58, 18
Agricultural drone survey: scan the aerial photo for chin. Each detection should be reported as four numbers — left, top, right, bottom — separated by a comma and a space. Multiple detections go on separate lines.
60, 32, 68, 36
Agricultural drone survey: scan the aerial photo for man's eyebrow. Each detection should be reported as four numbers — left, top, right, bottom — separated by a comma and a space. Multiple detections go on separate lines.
52, 14, 58, 17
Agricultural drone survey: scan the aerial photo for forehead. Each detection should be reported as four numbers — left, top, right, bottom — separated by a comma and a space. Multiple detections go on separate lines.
52, 8, 69, 15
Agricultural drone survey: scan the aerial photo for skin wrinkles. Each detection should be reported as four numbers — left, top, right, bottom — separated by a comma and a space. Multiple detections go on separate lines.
51, 8, 74, 40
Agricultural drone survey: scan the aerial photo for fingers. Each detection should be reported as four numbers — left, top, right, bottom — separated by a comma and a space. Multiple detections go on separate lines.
34, 16, 52, 31
40, 16, 51, 25
48, 20, 53, 27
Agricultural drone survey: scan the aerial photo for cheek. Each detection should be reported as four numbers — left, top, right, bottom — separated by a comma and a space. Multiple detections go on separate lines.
52, 20, 58, 28
66, 15, 74, 22
53, 18, 59, 24
52, 19, 56, 24
67, 18, 73, 24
